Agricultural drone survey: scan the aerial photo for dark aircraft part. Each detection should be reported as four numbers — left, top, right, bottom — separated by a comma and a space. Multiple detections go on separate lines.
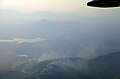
87, 0, 120, 7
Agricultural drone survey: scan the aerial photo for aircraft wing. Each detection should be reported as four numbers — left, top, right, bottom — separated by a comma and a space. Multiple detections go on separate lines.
87, 0, 120, 7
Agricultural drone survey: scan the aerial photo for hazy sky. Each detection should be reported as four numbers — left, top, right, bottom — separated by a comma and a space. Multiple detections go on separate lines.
1, 0, 88, 13
0, 0, 119, 17
0, 0, 120, 28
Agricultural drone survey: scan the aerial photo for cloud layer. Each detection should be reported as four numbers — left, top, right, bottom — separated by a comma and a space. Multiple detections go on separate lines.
0, 38, 46, 44
18, 54, 29, 58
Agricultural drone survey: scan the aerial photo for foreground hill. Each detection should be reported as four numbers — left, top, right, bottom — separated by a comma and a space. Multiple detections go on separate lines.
12, 52, 120, 79
12, 58, 94, 79
88, 52, 120, 79
0, 70, 30, 79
